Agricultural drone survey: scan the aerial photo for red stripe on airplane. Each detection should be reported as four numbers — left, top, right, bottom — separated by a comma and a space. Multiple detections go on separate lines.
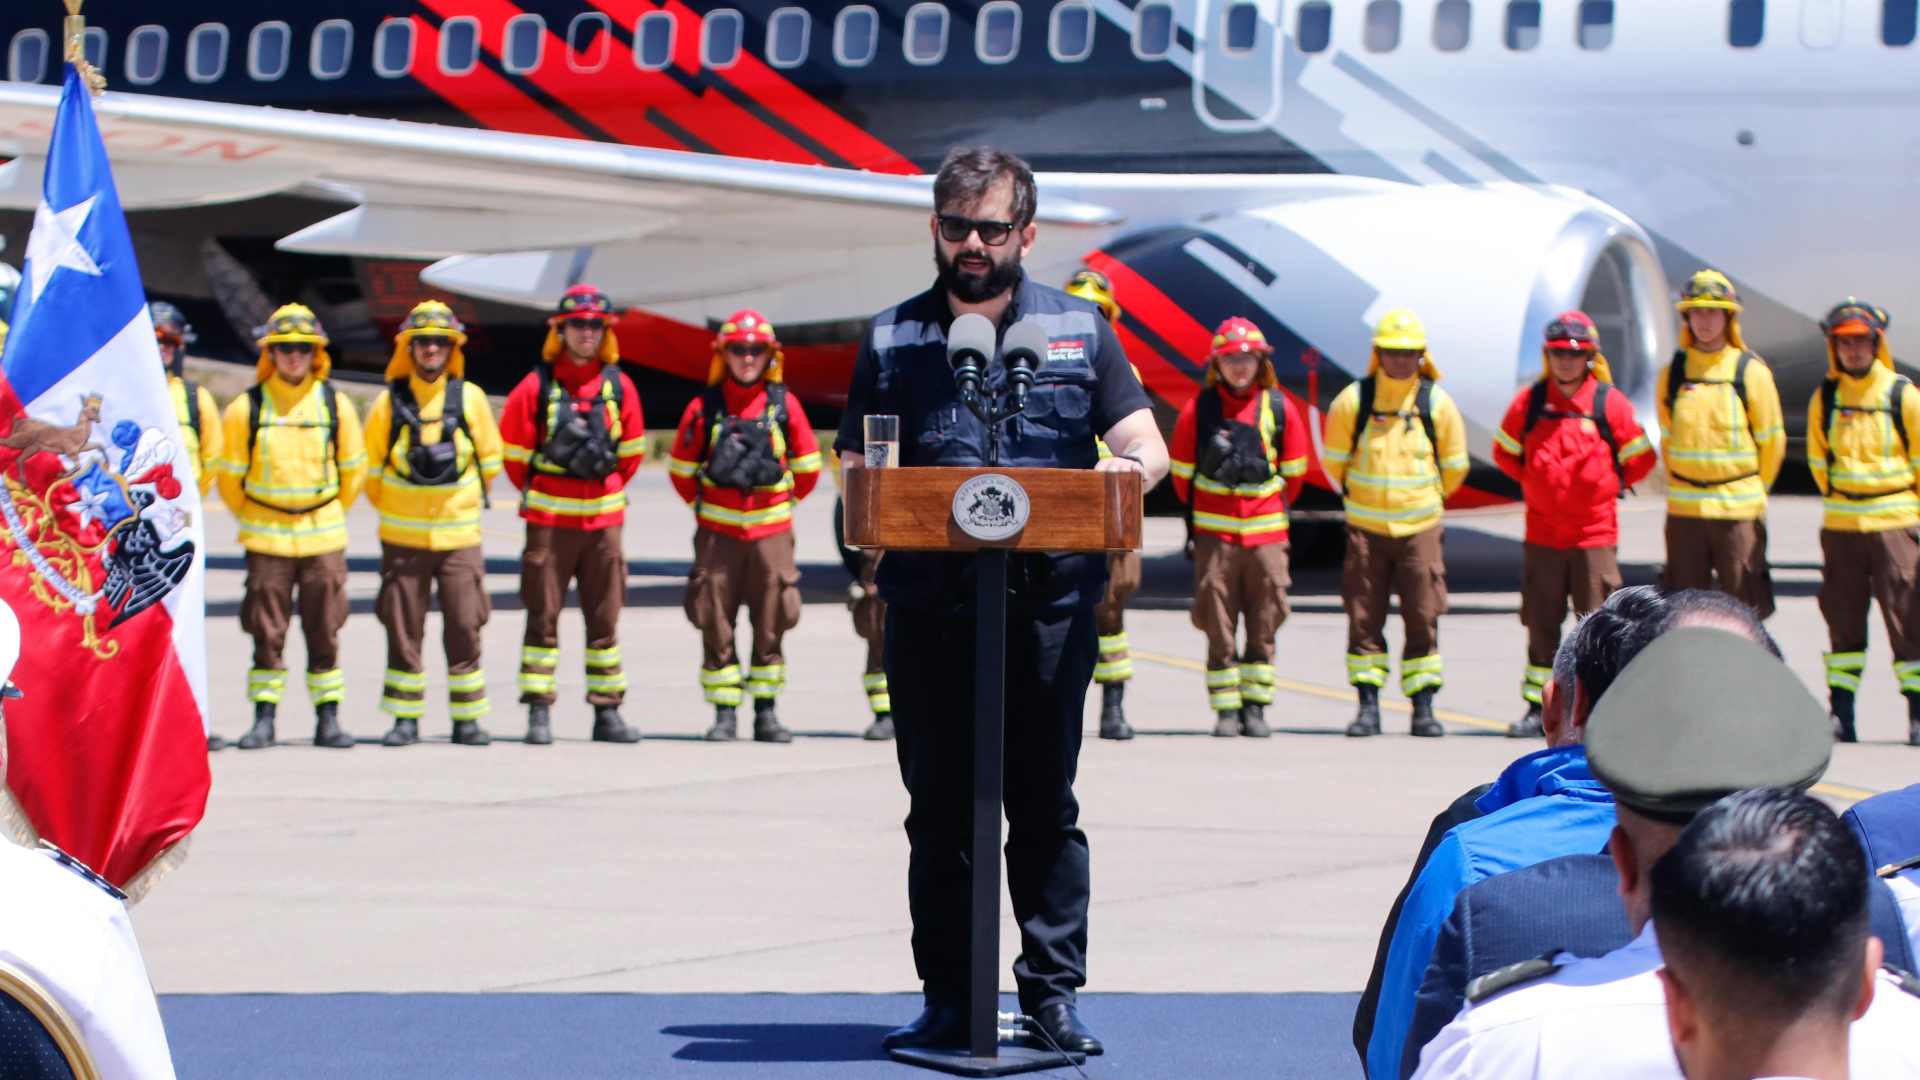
406, 17, 585, 140
1113, 323, 1200, 411
1085, 249, 1214, 370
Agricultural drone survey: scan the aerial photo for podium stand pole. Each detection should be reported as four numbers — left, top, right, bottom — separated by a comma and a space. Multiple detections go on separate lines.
968, 547, 1007, 1059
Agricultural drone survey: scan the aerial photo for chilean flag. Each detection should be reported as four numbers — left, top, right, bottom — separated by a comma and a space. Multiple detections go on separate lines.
0, 66, 209, 889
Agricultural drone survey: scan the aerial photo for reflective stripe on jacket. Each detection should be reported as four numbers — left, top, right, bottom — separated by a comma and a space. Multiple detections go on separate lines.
1169, 385, 1309, 546
1321, 374, 1468, 538
169, 374, 223, 497
215, 375, 364, 557
498, 360, 645, 530
1656, 345, 1785, 520
1491, 377, 1656, 549
1807, 365, 1920, 532
667, 381, 822, 541
363, 376, 505, 550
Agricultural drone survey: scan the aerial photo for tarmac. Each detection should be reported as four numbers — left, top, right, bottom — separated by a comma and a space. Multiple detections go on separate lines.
135, 475, 1919, 1074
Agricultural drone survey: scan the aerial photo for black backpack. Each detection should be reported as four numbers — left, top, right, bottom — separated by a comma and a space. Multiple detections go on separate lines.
388, 377, 489, 507
1345, 375, 1437, 495
180, 378, 201, 439
1520, 379, 1625, 488
1664, 348, 1765, 487
533, 362, 623, 481
699, 382, 790, 493
1818, 374, 1914, 500
244, 380, 341, 514
1194, 386, 1284, 488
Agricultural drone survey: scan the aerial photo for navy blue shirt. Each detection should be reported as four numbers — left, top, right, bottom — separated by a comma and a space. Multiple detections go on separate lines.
834, 273, 1148, 613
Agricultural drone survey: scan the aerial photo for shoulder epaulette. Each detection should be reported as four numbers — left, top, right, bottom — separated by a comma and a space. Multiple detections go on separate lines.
1884, 965, 1920, 999
1466, 952, 1564, 1004
1877, 852, 1920, 878
37, 840, 127, 901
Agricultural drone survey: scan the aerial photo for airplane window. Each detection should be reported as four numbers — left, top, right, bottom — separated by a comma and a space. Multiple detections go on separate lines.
1297, 1, 1333, 52
82, 27, 107, 72
1504, 0, 1542, 49
311, 19, 352, 80
979, 2, 1022, 62
767, 8, 811, 68
373, 18, 414, 78
905, 4, 949, 64
1577, 0, 1613, 48
504, 14, 545, 74
1433, 0, 1471, 50
1885, 0, 1917, 44
1364, 0, 1403, 50
1050, 1, 1096, 61
126, 25, 167, 85
634, 12, 675, 71
187, 23, 229, 83
8, 30, 48, 84
1728, 0, 1764, 46
1133, 1, 1173, 58
248, 22, 290, 81
568, 13, 613, 72
1223, 3, 1259, 52
835, 7, 879, 66
703, 10, 743, 69
442, 16, 481, 75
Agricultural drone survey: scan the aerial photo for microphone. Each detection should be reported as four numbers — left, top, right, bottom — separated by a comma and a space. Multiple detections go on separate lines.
947, 312, 995, 410
1001, 319, 1049, 411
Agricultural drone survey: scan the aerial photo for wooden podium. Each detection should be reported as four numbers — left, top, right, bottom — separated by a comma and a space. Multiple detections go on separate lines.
845, 466, 1142, 1076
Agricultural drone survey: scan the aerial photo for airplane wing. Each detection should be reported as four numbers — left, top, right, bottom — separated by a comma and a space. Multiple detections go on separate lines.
0, 83, 1122, 324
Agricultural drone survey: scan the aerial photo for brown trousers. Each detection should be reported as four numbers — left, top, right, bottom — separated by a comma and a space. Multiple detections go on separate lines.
851, 551, 889, 714
1191, 537, 1289, 670
520, 524, 626, 706
1663, 516, 1774, 619
242, 550, 348, 672
684, 528, 801, 699
377, 544, 490, 718
1520, 544, 1622, 666
1819, 528, 1920, 660
1095, 550, 1141, 684
1343, 526, 1446, 694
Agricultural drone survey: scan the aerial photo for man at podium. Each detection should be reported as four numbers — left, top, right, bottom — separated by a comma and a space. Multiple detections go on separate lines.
834, 146, 1168, 1057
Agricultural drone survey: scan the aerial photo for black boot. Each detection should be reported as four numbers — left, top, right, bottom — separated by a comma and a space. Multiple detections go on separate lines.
313, 702, 354, 748
206, 733, 227, 752
705, 705, 738, 742
592, 705, 641, 743
237, 702, 276, 750
381, 717, 419, 747
1099, 683, 1134, 741
1410, 690, 1444, 738
1240, 702, 1271, 738
863, 713, 895, 740
1831, 688, 1858, 744
1346, 686, 1381, 737
1509, 702, 1544, 739
754, 699, 793, 743
451, 720, 491, 746
524, 703, 553, 745
1213, 708, 1241, 737
1908, 693, 1920, 747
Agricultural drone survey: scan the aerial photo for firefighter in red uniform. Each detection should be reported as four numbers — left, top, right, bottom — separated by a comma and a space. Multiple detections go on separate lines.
1169, 318, 1310, 736
499, 285, 646, 745
1492, 311, 1657, 736
669, 310, 823, 742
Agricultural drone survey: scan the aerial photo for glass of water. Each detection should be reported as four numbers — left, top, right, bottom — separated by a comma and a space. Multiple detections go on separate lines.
864, 414, 900, 468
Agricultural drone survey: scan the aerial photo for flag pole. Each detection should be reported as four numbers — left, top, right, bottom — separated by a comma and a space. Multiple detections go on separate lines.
62, 0, 107, 96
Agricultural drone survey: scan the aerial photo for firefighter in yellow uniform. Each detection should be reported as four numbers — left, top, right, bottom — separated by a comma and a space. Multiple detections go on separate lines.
363, 301, 505, 748
1805, 300, 1920, 746
215, 304, 366, 750
1067, 268, 1141, 740
153, 302, 222, 497
1321, 309, 1468, 738
1656, 269, 1786, 618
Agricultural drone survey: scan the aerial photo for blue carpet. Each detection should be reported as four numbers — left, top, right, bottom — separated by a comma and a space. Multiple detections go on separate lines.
161, 992, 1362, 1078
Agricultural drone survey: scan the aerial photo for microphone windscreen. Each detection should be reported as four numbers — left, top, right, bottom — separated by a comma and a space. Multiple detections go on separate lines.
1002, 319, 1050, 371
947, 313, 997, 369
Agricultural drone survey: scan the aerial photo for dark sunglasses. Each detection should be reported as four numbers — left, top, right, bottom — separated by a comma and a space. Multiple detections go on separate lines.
937, 214, 1017, 247
271, 343, 315, 355
725, 342, 771, 358
564, 318, 606, 331
411, 336, 453, 349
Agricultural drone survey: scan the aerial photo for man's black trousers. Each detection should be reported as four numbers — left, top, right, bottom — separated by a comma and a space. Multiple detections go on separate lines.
884, 601, 1096, 1012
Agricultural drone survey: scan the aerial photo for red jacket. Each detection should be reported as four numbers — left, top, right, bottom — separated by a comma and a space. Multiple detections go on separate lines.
667, 381, 822, 540
1492, 377, 1655, 549
500, 360, 646, 530
1169, 385, 1310, 547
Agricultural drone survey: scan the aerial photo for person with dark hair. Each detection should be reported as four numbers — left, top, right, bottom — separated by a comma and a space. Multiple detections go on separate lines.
1411, 628, 1920, 1079
836, 145, 1168, 1056
1654, 788, 1884, 1080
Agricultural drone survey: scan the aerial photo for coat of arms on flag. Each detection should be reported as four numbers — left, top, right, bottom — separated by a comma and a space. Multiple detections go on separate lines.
0, 62, 209, 893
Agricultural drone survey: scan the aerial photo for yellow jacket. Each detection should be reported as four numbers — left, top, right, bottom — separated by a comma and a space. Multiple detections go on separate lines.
1322, 372, 1469, 537
1656, 346, 1784, 520
1807, 350, 1920, 533
363, 375, 504, 550
215, 375, 365, 556
168, 374, 224, 497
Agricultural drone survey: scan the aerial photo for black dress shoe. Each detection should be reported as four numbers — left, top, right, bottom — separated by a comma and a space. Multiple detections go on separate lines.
881, 1004, 966, 1051
1027, 1002, 1103, 1056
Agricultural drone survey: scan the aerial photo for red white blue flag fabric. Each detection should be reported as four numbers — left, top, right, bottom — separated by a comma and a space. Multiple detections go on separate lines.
0, 66, 209, 889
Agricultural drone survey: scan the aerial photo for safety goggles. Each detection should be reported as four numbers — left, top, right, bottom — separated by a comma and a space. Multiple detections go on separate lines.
724, 342, 771, 358
404, 311, 461, 334
1068, 269, 1112, 292
1683, 278, 1735, 303
557, 291, 612, 316
267, 311, 320, 337
937, 214, 1017, 247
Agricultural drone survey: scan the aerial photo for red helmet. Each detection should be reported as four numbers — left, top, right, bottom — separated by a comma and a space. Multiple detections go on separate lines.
715, 309, 779, 350
1209, 316, 1270, 359
1543, 310, 1599, 351
550, 284, 614, 324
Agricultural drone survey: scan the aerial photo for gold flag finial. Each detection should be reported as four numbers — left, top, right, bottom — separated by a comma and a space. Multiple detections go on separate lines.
62, 1, 107, 96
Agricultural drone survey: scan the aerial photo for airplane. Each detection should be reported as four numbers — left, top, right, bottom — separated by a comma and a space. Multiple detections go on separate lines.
0, 0, 1912, 538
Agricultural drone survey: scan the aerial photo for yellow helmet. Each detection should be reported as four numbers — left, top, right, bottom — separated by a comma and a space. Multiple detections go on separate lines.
1065, 268, 1121, 324
387, 300, 469, 380
1372, 308, 1427, 351
254, 302, 332, 381
1676, 269, 1742, 312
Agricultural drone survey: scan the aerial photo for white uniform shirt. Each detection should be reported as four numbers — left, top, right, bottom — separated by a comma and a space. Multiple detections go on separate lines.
1412, 924, 1920, 1079
0, 841, 175, 1079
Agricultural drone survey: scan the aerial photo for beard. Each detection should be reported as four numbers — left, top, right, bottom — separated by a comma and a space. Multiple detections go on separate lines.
936, 244, 1022, 304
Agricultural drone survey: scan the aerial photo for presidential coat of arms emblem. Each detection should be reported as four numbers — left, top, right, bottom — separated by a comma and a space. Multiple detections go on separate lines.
0, 392, 194, 657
